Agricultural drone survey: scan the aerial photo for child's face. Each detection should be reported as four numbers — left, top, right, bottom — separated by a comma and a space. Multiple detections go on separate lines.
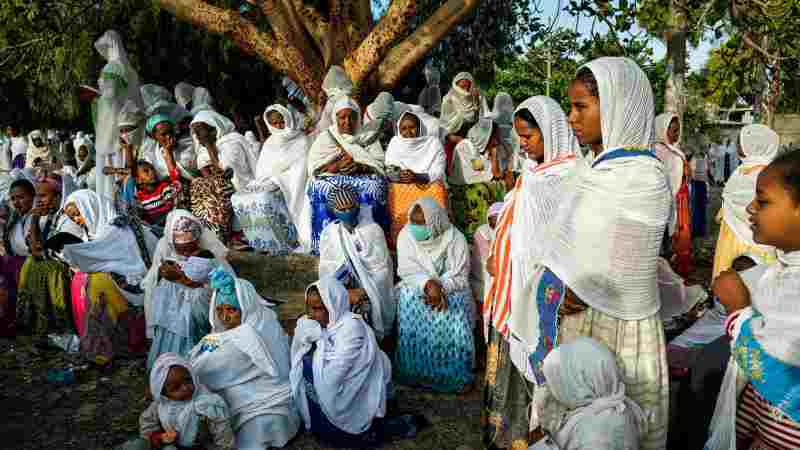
747, 167, 800, 252
63, 203, 85, 226
137, 162, 158, 185
162, 366, 194, 401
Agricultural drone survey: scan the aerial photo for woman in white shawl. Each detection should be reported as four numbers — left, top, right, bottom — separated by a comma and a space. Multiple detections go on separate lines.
318, 184, 393, 340
174, 82, 196, 111
385, 110, 448, 248
191, 268, 299, 449
140, 209, 230, 368
94, 30, 142, 200
72, 136, 96, 190
291, 276, 392, 447
310, 66, 355, 140
60, 189, 159, 366
226, 105, 303, 255
538, 57, 671, 450
488, 92, 521, 176
25, 130, 51, 168
654, 112, 692, 276
440, 72, 489, 174
255, 104, 311, 252
191, 87, 215, 116
481, 96, 580, 450
306, 97, 389, 254
138, 353, 235, 450
418, 64, 442, 116
711, 124, 780, 279
395, 196, 474, 393
7, 125, 27, 169
535, 337, 647, 450
449, 118, 507, 241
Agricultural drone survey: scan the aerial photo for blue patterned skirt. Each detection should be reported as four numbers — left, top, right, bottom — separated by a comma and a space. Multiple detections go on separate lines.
394, 284, 475, 393
307, 175, 389, 254
231, 184, 299, 255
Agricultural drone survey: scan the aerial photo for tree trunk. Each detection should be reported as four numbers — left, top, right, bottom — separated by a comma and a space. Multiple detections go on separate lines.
154, 0, 481, 105
663, 0, 687, 116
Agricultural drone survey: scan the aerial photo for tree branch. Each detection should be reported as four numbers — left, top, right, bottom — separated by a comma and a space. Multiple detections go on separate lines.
343, 0, 417, 89
373, 0, 481, 89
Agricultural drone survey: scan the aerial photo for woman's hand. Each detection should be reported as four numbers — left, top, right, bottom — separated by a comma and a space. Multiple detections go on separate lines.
486, 255, 496, 278
337, 152, 356, 175
713, 270, 751, 313
347, 288, 368, 306
503, 170, 516, 191
158, 261, 185, 283
161, 428, 178, 445
559, 287, 588, 316
424, 279, 447, 311
448, 134, 464, 145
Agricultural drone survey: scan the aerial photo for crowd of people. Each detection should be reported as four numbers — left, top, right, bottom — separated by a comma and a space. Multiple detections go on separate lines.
0, 28, 798, 450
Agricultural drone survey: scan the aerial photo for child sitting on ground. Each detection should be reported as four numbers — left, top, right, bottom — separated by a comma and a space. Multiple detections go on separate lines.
139, 353, 234, 450
706, 149, 800, 450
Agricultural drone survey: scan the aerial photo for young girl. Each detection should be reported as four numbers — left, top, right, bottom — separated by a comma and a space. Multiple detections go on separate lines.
706, 149, 800, 450
140, 353, 234, 450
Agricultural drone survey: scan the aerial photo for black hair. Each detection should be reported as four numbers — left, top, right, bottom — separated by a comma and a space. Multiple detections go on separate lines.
137, 160, 156, 171
573, 68, 600, 98
9, 179, 35, 197
731, 255, 758, 273
266, 110, 284, 122
767, 149, 800, 203
307, 285, 320, 299
513, 108, 540, 130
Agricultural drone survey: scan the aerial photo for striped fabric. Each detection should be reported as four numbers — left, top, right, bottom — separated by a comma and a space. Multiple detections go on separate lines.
483, 177, 519, 337
736, 383, 800, 450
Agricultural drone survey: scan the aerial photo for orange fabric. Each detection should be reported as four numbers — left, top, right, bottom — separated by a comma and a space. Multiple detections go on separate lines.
483, 177, 519, 338
672, 162, 693, 277
387, 180, 448, 249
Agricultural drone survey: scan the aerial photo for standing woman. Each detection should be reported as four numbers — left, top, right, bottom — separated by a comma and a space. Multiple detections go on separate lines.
73, 136, 97, 190
482, 96, 579, 450
655, 112, 692, 276
711, 124, 780, 279
689, 150, 710, 238
488, 92, 520, 179
440, 72, 489, 175
542, 58, 671, 450
384, 110, 448, 249
448, 119, 507, 241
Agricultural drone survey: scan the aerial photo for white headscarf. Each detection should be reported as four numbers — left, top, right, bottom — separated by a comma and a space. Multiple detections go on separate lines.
396, 197, 470, 294
654, 112, 685, 205
720, 124, 780, 250
257, 105, 307, 180
190, 87, 215, 115
450, 118, 495, 185
541, 57, 671, 320
308, 97, 385, 176
418, 64, 442, 115
141, 84, 175, 117
505, 96, 580, 358
73, 136, 95, 171
94, 30, 143, 200
313, 66, 355, 139
385, 111, 446, 181
25, 130, 51, 168
117, 100, 146, 149
192, 110, 257, 189
538, 337, 647, 450
440, 72, 488, 134
175, 82, 196, 110
290, 277, 391, 434
150, 353, 228, 448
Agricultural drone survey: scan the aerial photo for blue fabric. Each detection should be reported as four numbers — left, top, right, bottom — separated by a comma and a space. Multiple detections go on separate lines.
333, 209, 359, 227
307, 175, 389, 255
734, 317, 800, 422
691, 180, 707, 237
209, 267, 239, 309
231, 186, 298, 255
147, 323, 209, 370
592, 147, 657, 168
394, 285, 475, 393
528, 268, 566, 385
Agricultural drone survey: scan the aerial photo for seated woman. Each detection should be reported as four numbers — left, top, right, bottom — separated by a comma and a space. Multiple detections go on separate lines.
291, 277, 394, 448
72, 136, 96, 190
440, 72, 489, 174
229, 105, 303, 255
191, 268, 299, 449
394, 197, 474, 393
61, 189, 159, 365
16, 175, 82, 341
307, 97, 389, 254
535, 337, 647, 450
0, 179, 37, 337
318, 185, 393, 340
138, 353, 235, 450
140, 210, 231, 369
384, 110, 448, 249
449, 118, 507, 241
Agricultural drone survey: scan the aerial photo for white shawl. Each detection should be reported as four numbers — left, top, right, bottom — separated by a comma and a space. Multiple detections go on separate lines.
312, 66, 354, 139
385, 110, 446, 181
653, 112, 685, 197
721, 124, 780, 250
290, 277, 391, 434
141, 84, 174, 117
174, 82, 195, 110
506, 96, 580, 364
319, 207, 394, 338
538, 337, 647, 450
308, 98, 385, 177
192, 110, 257, 190
10, 136, 27, 160
25, 130, 51, 168
449, 118, 494, 185
396, 197, 470, 295
541, 57, 671, 320
440, 72, 489, 134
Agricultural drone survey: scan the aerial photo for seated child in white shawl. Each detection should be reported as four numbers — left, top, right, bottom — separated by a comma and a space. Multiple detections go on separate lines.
138, 353, 235, 450
534, 337, 647, 450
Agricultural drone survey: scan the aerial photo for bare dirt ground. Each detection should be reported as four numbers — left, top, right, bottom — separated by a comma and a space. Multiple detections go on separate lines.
0, 187, 723, 450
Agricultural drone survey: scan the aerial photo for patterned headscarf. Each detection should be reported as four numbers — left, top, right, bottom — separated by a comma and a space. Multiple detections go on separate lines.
172, 215, 202, 245
209, 266, 240, 309
326, 184, 359, 213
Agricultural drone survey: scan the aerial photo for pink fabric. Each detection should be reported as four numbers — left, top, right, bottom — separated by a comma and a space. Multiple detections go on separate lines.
71, 272, 89, 336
